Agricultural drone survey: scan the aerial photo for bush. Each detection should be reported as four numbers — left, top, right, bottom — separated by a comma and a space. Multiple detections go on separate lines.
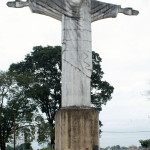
139, 139, 150, 148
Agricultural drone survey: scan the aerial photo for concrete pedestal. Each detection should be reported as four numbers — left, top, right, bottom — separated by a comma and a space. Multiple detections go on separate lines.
55, 107, 99, 150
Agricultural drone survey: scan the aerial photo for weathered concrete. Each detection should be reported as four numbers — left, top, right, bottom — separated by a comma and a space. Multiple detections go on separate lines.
55, 107, 99, 150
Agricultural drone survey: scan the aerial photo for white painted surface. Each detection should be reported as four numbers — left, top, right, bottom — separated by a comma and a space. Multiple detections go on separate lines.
61, 0, 92, 107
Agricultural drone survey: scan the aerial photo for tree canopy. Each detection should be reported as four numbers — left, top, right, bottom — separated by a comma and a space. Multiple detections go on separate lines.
0, 71, 37, 150
9, 46, 114, 145
139, 139, 150, 148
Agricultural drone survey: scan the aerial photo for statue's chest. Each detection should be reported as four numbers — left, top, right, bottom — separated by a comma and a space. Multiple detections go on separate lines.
64, 0, 91, 18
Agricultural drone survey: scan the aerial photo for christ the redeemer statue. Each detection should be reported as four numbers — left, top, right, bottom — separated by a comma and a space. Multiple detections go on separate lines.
7, 0, 139, 107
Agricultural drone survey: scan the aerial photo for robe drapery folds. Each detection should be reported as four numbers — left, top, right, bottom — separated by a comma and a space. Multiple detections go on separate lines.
28, 0, 120, 107
29, 0, 120, 22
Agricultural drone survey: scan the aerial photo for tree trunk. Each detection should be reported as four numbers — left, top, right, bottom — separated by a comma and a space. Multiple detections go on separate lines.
0, 141, 6, 150
0, 132, 5, 150
51, 137, 55, 150
14, 120, 16, 150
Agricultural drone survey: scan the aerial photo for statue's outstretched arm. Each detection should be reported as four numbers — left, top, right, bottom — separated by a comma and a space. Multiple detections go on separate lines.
6, 0, 70, 21
91, 0, 139, 22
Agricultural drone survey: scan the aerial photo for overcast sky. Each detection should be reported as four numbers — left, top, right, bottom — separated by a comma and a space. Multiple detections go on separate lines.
0, 0, 150, 148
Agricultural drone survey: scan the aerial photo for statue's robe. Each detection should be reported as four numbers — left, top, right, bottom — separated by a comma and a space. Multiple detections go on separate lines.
28, 0, 120, 107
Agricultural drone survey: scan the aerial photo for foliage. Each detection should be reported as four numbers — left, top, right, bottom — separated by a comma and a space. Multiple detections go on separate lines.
91, 51, 114, 110
40, 148, 51, 150
0, 71, 37, 150
35, 116, 52, 144
105, 145, 140, 150
9, 46, 61, 146
16, 142, 33, 150
6, 145, 14, 150
9, 46, 114, 145
110, 145, 121, 150
139, 139, 150, 148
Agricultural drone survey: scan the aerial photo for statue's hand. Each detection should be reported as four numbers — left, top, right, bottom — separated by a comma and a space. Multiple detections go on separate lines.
120, 7, 139, 16
7, 0, 29, 8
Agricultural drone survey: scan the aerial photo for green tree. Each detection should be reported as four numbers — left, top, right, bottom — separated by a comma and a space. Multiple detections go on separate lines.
0, 71, 37, 150
40, 148, 51, 150
91, 51, 114, 110
6, 145, 14, 150
16, 142, 33, 150
35, 115, 52, 145
9, 46, 114, 146
139, 139, 150, 148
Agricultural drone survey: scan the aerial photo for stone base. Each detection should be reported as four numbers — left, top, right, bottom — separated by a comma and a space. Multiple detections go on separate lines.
55, 107, 99, 150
